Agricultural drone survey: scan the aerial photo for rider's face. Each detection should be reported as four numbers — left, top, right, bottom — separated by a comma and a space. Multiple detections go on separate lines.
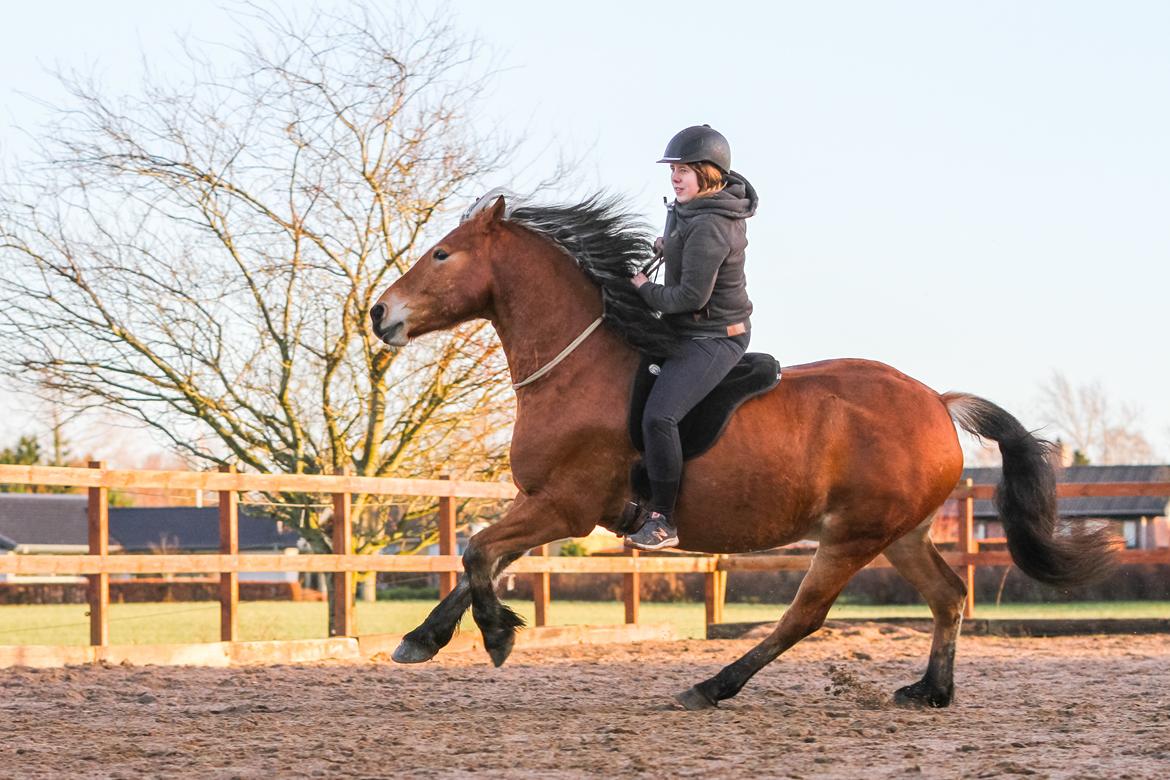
670, 164, 700, 203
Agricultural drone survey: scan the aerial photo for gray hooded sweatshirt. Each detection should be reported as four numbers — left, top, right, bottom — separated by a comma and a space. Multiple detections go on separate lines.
635, 171, 757, 338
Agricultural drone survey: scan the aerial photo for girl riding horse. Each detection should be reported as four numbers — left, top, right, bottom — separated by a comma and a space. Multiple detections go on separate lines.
627, 125, 758, 550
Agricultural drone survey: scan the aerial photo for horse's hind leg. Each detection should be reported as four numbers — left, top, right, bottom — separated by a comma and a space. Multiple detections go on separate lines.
882, 527, 967, 707
676, 545, 877, 710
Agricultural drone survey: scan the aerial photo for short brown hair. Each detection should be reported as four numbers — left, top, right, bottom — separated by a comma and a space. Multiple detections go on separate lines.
691, 162, 726, 197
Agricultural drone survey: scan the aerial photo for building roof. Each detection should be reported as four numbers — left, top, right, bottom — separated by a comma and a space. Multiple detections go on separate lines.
0, 493, 89, 547
0, 495, 301, 551
963, 464, 1170, 519
109, 506, 302, 552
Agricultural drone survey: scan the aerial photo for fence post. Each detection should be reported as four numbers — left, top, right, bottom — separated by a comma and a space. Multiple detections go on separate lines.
437, 475, 457, 598
704, 555, 726, 628
959, 478, 976, 619
87, 461, 109, 647
330, 471, 354, 638
218, 464, 239, 642
532, 544, 550, 627
622, 548, 640, 624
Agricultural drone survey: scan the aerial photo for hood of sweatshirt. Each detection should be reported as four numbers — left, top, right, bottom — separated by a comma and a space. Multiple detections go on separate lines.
672, 170, 758, 222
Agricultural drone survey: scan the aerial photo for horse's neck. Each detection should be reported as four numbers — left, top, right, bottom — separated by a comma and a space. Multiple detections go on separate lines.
490, 233, 630, 393
490, 232, 638, 490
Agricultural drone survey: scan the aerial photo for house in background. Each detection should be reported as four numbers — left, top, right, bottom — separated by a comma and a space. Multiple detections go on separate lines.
0, 494, 96, 583
934, 464, 1170, 549
109, 507, 303, 582
0, 494, 302, 584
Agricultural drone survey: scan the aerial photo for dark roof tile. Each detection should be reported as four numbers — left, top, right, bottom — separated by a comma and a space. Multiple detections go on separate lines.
109, 507, 301, 552
0, 494, 88, 546
962, 464, 1170, 519
0, 495, 302, 551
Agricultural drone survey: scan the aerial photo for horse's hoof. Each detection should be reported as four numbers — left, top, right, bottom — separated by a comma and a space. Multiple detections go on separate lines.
391, 638, 436, 664
675, 686, 718, 711
894, 681, 953, 708
485, 633, 515, 668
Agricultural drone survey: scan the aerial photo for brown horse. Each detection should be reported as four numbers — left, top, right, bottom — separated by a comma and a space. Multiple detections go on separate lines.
369, 192, 1113, 710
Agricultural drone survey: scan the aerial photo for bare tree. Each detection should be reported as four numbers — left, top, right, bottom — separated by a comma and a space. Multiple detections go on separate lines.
0, 4, 518, 556
1038, 372, 1154, 465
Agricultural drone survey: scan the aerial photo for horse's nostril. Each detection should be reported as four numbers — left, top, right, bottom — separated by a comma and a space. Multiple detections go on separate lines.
370, 303, 386, 324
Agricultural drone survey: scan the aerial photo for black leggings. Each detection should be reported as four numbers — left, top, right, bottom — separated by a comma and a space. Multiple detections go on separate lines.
641, 333, 749, 514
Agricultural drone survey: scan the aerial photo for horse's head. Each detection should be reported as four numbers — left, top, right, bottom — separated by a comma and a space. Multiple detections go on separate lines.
370, 196, 508, 346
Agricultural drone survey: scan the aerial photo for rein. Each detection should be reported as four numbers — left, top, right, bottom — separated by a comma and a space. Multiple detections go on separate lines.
511, 316, 604, 390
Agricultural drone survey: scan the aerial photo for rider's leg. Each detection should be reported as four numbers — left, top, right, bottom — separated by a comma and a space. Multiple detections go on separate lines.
629, 333, 747, 548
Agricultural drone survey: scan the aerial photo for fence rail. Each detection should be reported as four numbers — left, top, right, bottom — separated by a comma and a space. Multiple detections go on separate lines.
1, 464, 1167, 647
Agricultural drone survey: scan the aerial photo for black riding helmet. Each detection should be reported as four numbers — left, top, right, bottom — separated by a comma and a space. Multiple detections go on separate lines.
656, 125, 731, 175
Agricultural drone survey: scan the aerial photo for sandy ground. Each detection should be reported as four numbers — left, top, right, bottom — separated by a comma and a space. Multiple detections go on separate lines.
2, 622, 1168, 779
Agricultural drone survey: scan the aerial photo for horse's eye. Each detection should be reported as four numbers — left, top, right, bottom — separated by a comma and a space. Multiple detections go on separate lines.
433, 248, 449, 261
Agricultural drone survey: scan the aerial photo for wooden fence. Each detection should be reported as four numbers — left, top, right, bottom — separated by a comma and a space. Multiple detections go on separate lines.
1, 464, 1168, 648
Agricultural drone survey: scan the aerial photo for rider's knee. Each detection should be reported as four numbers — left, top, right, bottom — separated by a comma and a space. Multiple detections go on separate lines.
642, 412, 679, 438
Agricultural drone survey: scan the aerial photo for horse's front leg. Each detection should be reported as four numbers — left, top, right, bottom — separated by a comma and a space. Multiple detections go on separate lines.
392, 495, 537, 664
392, 571, 506, 664
462, 493, 588, 667
392, 576, 472, 663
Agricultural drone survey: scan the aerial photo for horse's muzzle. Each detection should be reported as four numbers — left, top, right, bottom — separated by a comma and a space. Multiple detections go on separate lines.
370, 302, 409, 346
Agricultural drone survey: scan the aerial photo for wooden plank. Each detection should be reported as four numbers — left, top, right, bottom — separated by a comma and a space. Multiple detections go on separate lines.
4, 547, 1164, 578
0, 552, 724, 576
959, 480, 977, 618
943, 549, 1170, 567
0, 639, 362, 670
622, 549, 640, 624
218, 464, 239, 642
1054, 482, 1170, 498
330, 486, 354, 638
87, 461, 109, 648
0, 626, 675, 670
13, 461, 1168, 501
715, 555, 898, 572
4, 460, 1166, 517
437, 476, 458, 598
0, 464, 518, 499
532, 544, 550, 627
949, 483, 996, 500
716, 556, 815, 572
506, 556, 717, 574
947, 481, 1170, 500
705, 555, 727, 626
0, 554, 465, 576
709, 617, 1170, 641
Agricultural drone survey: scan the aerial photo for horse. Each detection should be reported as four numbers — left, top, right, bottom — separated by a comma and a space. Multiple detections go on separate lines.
369, 192, 1114, 710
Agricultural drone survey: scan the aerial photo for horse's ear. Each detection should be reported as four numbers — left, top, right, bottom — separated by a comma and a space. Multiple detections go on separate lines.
486, 195, 506, 224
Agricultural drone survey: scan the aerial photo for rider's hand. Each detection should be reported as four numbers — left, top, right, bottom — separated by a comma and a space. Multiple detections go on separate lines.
632, 272, 649, 288
653, 236, 664, 256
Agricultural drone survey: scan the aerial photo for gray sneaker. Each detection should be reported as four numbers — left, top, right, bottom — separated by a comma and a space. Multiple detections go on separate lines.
624, 511, 679, 551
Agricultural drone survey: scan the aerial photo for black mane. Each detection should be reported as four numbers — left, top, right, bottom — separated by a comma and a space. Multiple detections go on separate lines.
482, 193, 683, 357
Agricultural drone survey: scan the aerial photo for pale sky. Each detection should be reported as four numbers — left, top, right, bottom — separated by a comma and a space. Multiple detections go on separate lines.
1, 1, 1168, 461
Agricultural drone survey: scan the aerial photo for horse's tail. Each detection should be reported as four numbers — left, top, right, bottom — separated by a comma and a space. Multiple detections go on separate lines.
942, 392, 1116, 587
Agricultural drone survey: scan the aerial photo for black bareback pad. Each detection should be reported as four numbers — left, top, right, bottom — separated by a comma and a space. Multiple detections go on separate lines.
626, 351, 781, 498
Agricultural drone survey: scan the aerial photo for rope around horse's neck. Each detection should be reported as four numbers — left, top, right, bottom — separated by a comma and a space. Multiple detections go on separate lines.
511, 316, 604, 390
